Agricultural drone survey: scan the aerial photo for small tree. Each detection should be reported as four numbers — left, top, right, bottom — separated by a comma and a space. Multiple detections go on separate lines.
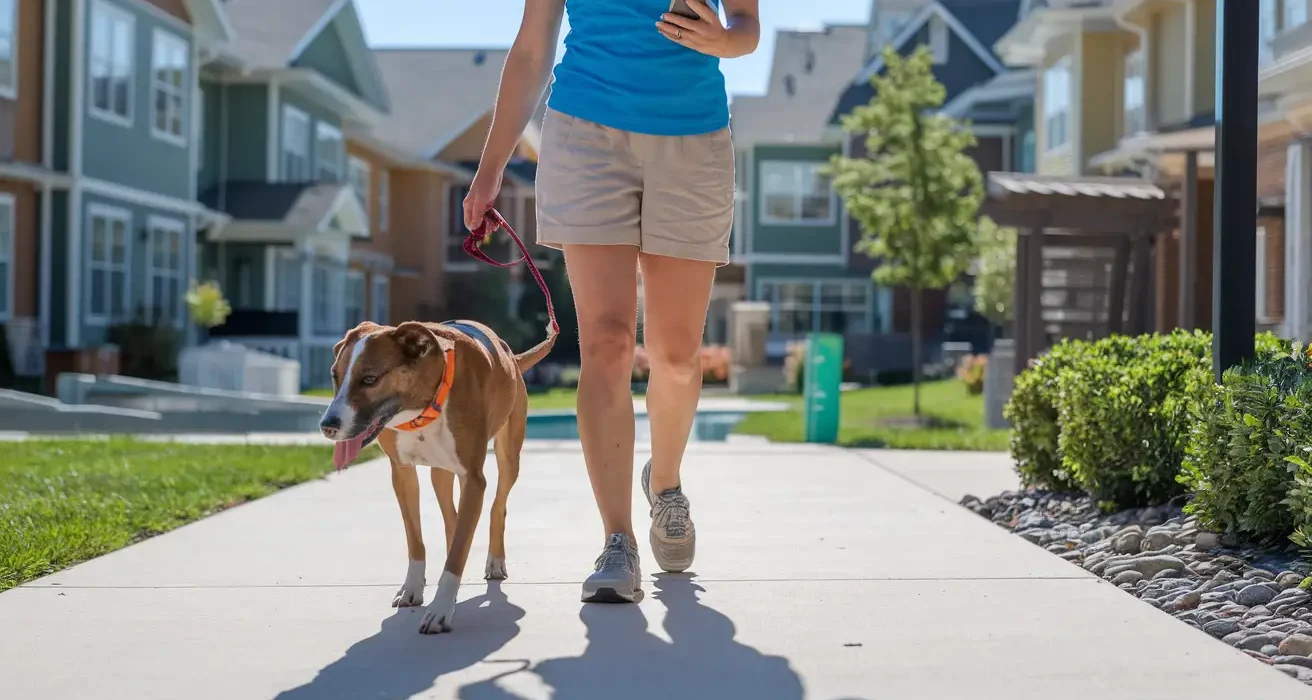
973, 216, 1017, 330
828, 45, 984, 418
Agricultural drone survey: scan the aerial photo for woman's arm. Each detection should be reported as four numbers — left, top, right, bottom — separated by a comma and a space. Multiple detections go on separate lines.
464, 0, 566, 231
657, 0, 760, 59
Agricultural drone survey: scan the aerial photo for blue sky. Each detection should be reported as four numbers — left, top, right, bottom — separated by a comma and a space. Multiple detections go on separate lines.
355, 0, 871, 96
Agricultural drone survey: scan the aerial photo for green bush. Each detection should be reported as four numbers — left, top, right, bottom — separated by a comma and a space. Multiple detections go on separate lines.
1057, 331, 1211, 510
1181, 338, 1312, 544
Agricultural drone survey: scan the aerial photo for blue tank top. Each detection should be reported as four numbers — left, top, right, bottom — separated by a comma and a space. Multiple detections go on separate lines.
548, 0, 730, 136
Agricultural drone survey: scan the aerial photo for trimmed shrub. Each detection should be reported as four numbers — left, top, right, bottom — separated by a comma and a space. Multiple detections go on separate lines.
1057, 331, 1211, 510
1181, 338, 1312, 544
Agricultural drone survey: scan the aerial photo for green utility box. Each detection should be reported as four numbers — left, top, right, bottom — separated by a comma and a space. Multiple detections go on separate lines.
802, 332, 843, 444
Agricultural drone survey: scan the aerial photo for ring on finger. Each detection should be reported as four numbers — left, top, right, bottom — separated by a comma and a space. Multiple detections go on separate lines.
677, 29, 683, 39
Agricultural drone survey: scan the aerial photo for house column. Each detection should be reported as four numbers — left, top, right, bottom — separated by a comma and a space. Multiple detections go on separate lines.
1286, 137, 1312, 342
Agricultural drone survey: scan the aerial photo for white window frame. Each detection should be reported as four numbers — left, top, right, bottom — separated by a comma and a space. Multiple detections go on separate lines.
150, 29, 188, 147
1123, 50, 1146, 137
929, 15, 949, 65
89, 0, 135, 127
755, 278, 874, 334
345, 269, 365, 328
759, 161, 837, 226
281, 105, 311, 182
371, 275, 389, 324
315, 121, 343, 182
145, 216, 186, 326
378, 169, 390, 233
1043, 56, 1071, 153
0, 193, 12, 321
0, 0, 19, 100
348, 156, 371, 225
86, 203, 133, 324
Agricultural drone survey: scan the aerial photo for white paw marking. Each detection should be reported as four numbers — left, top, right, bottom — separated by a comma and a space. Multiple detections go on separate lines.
393, 559, 425, 608
485, 554, 508, 580
419, 570, 460, 635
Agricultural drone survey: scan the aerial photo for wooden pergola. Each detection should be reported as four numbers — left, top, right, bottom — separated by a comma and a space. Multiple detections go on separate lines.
981, 173, 1181, 375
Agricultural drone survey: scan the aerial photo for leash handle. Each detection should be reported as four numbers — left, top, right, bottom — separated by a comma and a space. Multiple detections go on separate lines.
465, 209, 560, 336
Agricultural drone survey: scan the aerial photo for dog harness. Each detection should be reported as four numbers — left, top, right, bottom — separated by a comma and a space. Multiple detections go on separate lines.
390, 208, 558, 434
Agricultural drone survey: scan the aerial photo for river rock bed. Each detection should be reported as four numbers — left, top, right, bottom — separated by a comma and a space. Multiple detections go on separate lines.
960, 489, 1312, 685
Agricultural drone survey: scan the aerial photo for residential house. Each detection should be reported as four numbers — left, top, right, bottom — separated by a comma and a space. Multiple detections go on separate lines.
1257, 0, 1312, 343
2, 0, 63, 379
41, 0, 232, 361
827, 0, 1025, 370
198, 0, 388, 388
728, 24, 870, 360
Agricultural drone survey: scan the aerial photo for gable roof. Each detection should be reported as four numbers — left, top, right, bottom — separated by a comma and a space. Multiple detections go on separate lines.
832, 0, 1019, 123
369, 48, 545, 160
220, 0, 389, 111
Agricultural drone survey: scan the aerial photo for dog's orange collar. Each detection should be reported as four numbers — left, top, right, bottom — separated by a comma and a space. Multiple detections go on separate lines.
393, 349, 455, 432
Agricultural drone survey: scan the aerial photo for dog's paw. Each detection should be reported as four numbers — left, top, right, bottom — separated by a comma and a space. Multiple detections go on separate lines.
394, 560, 425, 607
393, 584, 424, 608
418, 601, 455, 634
485, 554, 508, 580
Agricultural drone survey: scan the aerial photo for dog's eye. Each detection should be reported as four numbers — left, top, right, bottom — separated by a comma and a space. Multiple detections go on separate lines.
360, 375, 378, 386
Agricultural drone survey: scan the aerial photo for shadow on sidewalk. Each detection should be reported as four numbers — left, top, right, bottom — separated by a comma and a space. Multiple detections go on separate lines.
459, 573, 804, 700
274, 581, 524, 700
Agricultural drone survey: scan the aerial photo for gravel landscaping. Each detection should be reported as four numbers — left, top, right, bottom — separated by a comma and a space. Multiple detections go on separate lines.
962, 489, 1312, 685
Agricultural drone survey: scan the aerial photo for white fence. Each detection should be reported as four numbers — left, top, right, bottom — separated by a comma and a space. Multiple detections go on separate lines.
179, 341, 301, 396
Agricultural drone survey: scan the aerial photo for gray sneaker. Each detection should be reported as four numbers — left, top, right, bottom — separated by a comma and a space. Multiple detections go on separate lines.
581, 533, 642, 603
642, 460, 696, 573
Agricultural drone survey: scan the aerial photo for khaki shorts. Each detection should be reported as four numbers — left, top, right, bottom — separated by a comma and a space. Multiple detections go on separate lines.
535, 108, 735, 266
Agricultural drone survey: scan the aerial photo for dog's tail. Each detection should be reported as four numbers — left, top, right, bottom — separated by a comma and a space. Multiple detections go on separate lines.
515, 326, 558, 374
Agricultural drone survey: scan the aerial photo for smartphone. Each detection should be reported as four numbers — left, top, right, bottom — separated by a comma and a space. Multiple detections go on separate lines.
668, 0, 698, 19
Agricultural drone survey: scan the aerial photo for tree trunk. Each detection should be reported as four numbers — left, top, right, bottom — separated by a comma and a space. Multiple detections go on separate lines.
910, 285, 923, 419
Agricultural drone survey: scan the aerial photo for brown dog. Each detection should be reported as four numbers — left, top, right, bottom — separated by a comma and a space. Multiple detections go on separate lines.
319, 318, 554, 634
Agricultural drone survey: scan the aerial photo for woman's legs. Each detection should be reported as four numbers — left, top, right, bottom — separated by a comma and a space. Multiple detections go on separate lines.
563, 243, 640, 541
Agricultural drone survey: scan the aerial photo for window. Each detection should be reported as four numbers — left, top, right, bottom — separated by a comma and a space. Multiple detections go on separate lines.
345, 270, 365, 327
87, 205, 131, 323
90, 1, 135, 125
310, 259, 341, 336
0, 0, 18, 99
758, 279, 870, 334
349, 156, 371, 224
151, 30, 188, 145
315, 122, 342, 182
274, 249, 301, 311
1020, 130, 1036, 173
195, 86, 205, 171
281, 105, 311, 182
371, 276, 389, 324
1288, 0, 1308, 29
929, 16, 949, 64
1043, 57, 1071, 152
146, 217, 185, 325
760, 162, 835, 225
1124, 51, 1145, 136
378, 170, 390, 232
0, 195, 11, 320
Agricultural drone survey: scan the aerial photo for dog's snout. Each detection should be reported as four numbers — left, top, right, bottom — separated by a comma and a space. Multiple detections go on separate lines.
320, 414, 342, 440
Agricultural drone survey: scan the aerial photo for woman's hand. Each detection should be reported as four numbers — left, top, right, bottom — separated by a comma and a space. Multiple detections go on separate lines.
463, 168, 504, 232
657, 0, 759, 59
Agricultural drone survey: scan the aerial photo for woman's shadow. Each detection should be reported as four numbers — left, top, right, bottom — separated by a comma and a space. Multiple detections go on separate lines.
275, 581, 525, 700
460, 573, 804, 700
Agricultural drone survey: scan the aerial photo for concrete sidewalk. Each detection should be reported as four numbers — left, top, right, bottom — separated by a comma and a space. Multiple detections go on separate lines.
3, 444, 1310, 699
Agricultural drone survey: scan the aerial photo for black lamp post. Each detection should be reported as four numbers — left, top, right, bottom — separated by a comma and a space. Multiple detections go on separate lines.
1212, 0, 1260, 381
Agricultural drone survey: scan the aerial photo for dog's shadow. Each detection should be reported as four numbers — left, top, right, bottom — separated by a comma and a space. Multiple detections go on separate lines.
274, 581, 524, 700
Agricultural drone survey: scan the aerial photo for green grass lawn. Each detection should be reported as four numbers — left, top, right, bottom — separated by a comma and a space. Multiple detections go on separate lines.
0, 438, 376, 592
733, 379, 1010, 451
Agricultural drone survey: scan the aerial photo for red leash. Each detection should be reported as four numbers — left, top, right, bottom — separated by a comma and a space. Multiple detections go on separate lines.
464, 208, 560, 336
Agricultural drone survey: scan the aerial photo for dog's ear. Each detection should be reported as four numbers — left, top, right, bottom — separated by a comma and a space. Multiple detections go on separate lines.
391, 322, 449, 361
333, 322, 381, 363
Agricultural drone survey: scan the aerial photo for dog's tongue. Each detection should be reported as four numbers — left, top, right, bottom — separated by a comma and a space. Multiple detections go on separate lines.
333, 434, 367, 471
